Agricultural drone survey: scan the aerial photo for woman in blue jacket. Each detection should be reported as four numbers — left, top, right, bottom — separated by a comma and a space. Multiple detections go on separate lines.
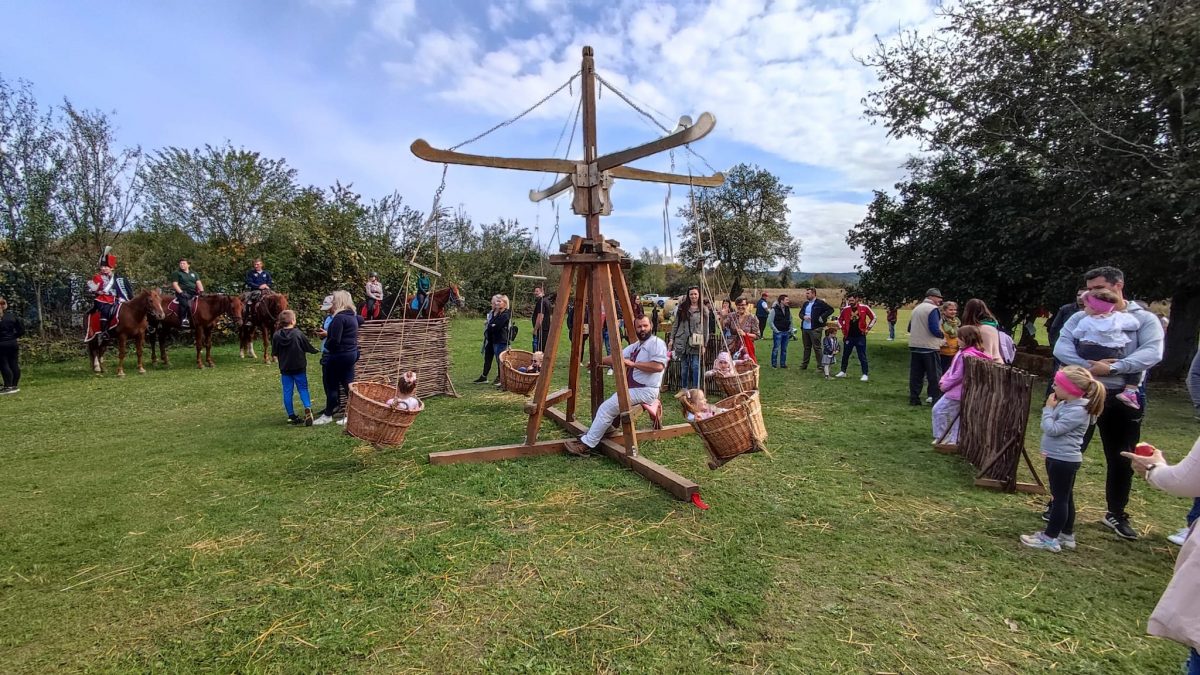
473, 294, 511, 384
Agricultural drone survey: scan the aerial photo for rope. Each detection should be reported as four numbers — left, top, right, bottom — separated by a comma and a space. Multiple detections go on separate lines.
449, 72, 581, 152
594, 72, 721, 175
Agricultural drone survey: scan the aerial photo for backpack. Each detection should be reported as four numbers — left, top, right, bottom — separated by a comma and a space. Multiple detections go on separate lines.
508, 324, 519, 344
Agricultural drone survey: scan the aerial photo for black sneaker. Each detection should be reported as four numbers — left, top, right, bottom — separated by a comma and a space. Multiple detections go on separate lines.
472, 375, 487, 383
287, 414, 302, 425
1102, 513, 1138, 540
909, 399, 922, 406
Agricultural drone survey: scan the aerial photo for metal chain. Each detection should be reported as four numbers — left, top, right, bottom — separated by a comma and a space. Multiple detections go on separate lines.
594, 72, 721, 175
450, 72, 581, 151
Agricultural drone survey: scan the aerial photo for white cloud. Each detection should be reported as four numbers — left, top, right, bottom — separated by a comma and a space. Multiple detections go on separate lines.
786, 195, 869, 271
371, 0, 416, 41
487, 0, 518, 31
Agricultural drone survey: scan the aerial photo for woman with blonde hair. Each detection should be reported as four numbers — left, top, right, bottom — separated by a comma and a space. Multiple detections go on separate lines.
474, 294, 512, 384
0, 296, 24, 394
313, 290, 364, 426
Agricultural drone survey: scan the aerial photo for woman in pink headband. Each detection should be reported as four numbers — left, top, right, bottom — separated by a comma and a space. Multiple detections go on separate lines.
1072, 289, 1143, 410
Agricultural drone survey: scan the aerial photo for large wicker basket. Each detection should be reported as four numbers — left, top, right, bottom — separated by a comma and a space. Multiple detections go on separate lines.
714, 363, 760, 396
345, 381, 422, 447
692, 391, 767, 469
499, 350, 540, 395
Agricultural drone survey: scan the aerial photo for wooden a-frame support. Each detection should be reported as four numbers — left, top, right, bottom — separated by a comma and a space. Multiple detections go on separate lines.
419, 46, 724, 501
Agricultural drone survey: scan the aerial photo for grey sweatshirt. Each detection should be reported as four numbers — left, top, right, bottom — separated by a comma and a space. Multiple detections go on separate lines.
1040, 399, 1092, 463
1053, 300, 1163, 391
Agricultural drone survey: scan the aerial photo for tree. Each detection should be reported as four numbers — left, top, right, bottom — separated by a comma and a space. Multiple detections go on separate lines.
141, 143, 297, 248
859, 0, 1200, 377
58, 101, 143, 256
0, 76, 66, 336
678, 163, 800, 300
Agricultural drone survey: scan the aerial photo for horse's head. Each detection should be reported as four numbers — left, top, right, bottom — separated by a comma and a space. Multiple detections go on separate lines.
146, 289, 165, 320
228, 295, 245, 322
448, 284, 465, 309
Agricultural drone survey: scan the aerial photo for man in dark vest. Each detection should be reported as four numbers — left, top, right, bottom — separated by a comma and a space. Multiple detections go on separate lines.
907, 288, 945, 405
755, 291, 770, 335
766, 294, 794, 368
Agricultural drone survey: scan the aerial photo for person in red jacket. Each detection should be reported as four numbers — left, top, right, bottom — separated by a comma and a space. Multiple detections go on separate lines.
836, 292, 876, 381
86, 249, 119, 340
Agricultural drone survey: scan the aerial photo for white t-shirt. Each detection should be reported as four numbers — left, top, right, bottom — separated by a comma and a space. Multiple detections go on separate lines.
1076, 312, 1140, 348
624, 335, 669, 389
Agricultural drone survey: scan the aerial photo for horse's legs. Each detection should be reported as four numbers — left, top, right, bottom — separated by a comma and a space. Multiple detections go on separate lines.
195, 327, 205, 369
135, 333, 146, 374
261, 324, 270, 363
90, 341, 102, 373
205, 327, 215, 367
116, 334, 128, 378
159, 331, 170, 367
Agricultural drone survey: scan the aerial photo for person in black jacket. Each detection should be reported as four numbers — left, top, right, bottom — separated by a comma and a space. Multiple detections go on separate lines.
797, 288, 835, 370
474, 294, 511, 384
313, 290, 364, 426
0, 296, 23, 394
271, 309, 319, 425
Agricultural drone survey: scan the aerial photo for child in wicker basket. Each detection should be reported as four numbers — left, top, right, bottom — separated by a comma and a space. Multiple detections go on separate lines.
706, 351, 750, 379
385, 371, 422, 411
675, 388, 728, 422
518, 351, 543, 374
271, 309, 320, 426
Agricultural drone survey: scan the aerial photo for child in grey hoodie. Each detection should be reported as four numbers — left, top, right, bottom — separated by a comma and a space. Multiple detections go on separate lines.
1021, 365, 1106, 552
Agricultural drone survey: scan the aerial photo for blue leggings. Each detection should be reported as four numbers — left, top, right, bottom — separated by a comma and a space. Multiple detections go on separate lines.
281, 373, 312, 416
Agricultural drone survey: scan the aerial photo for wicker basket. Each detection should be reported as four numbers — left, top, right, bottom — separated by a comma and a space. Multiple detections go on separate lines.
345, 381, 422, 447
692, 391, 767, 469
499, 349, 540, 395
714, 363, 760, 396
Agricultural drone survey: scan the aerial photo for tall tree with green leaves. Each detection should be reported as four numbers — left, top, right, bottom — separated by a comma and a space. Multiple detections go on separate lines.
859, 0, 1200, 378
58, 101, 143, 257
677, 163, 800, 300
0, 76, 66, 335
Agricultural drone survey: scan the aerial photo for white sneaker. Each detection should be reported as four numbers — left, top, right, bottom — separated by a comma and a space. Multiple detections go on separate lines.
860, 374, 869, 382
1059, 533, 1077, 550
336, 417, 347, 426
835, 372, 846, 378
925, 396, 933, 403
312, 415, 334, 426
1168, 527, 1191, 546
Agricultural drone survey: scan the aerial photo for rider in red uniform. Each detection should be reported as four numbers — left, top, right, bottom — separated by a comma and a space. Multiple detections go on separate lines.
86, 248, 118, 340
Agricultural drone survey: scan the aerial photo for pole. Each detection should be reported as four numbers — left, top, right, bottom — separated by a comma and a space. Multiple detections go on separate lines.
580, 46, 601, 243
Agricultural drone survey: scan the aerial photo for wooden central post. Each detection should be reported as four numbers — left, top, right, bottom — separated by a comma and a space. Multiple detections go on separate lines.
581, 46, 601, 243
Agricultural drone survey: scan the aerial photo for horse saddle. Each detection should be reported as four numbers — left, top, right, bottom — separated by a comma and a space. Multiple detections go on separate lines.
165, 297, 198, 317
84, 300, 123, 342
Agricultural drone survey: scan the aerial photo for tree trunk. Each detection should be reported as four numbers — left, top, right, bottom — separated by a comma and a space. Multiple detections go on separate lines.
729, 273, 744, 302
35, 279, 45, 339
1158, 285, 1200, 382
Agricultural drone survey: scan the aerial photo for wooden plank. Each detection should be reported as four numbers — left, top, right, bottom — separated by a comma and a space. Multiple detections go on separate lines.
544, 407, 691, 441
542, 387, 573, 409
597, 264, 639, 456
524, 261, 575, 445
595, 112, 717, 172
549, 252, 629, 265
932, 443, 959, 455
410, 139, 575, 174
566, 268, 588, 422
636, 423, 694, 442
973, 478, 1048, 495
429, 439, 568, 465
529, 165, 724, 203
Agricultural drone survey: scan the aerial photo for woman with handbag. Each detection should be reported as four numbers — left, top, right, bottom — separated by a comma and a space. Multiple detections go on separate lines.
668, 287, 707, 389
473, 294, 511, 384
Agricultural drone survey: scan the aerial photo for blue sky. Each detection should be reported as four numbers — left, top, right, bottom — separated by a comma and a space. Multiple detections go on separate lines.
2, 0, 937, 272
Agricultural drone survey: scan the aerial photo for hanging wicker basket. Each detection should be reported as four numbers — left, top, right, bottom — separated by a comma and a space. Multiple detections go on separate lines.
714, 363, 760, 396
345, 381, 423, 447
499, 349, 540, 395
692, 391, 767, 469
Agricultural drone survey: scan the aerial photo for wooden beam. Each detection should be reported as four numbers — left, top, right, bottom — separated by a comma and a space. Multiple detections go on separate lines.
566, 267, 588, 422
410, 139, 575, 174
526, 387, 572, 414
595, 112, 717, 172
429, 439, 568, 465
973, 478, 1047, 495
597, 263, 639, 455
549, 252, 627, 265
524, 258, 576, 445
529, 164, 725, 203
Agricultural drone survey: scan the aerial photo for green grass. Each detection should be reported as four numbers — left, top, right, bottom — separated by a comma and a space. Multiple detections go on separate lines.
1, 316, 1197, 673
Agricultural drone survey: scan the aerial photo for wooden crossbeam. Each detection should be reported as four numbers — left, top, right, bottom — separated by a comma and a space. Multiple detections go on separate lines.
429, 439, 569, 465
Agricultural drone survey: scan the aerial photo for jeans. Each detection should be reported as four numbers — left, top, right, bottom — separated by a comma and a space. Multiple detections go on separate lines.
0, 343, 18, 387
321, 351, 357, 417
281, 373, 312, 416
888, 321, 896, 340
1189, 648, 1200, 675
840, 335, 868, 375
909, 349, 942, 403
678, 352, 701, 389
771, 332, 790, 367
1044, 457, 1080, 538
1187, 498, 1200, 527
1080, 390, 1145, 519
801, 327, 823, 368
480, 342, 508, 378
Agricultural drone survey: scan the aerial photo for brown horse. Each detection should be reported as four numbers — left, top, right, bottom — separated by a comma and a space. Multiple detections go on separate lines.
400, 284, 464, 319
238, 291, 289, 362
87, 289, 166, 377
151, 294, 244, 369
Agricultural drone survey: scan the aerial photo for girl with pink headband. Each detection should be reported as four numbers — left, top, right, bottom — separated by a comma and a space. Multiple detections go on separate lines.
1021, 365, 1106, 552
1072, 288, 1142, 409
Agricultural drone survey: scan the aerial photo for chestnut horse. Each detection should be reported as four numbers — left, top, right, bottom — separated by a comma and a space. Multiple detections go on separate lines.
86, 289, 166, 377
151, 294, 244, 369
238, 291, 288, 362
400, 284, 464, 319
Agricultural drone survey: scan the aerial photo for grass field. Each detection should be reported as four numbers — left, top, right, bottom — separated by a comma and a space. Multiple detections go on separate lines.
1, 315, 1197, 673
